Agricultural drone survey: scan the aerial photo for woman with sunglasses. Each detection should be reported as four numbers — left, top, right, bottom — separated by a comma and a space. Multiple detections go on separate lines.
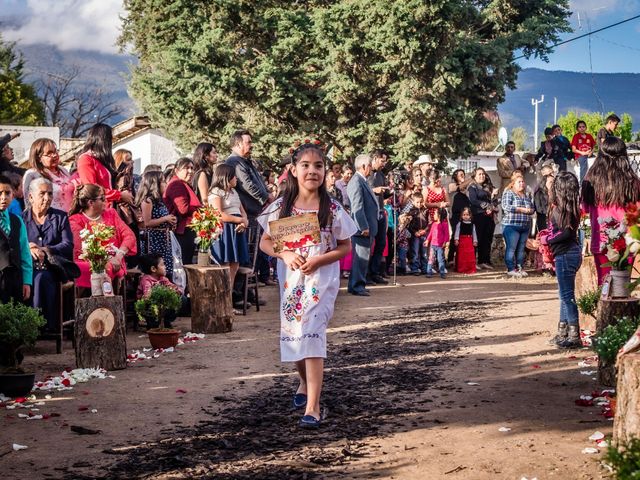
69, 184, 137, 295
23, 138, 74, 211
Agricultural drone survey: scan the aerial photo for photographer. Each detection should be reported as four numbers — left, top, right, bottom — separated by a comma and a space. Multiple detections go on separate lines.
367, 149, 391, 284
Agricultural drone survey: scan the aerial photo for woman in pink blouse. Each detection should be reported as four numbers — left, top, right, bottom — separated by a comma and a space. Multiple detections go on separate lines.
23, 138, 73, 211
69, 184, 137, 292
581, 137, 640, 284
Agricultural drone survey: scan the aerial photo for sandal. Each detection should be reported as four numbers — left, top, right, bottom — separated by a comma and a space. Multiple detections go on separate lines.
299, 414, 321, 429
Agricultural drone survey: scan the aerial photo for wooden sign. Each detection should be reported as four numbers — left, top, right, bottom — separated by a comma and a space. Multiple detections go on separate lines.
268, 213, 321, 253
75, 296, 127, 370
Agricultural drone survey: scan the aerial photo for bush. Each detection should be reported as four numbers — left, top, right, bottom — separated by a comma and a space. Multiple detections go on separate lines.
135, 285, 181, 330
0, 301, 46, 370
605, 437, 640, 479
577, 288, 600, 319
593, 316, 640, 363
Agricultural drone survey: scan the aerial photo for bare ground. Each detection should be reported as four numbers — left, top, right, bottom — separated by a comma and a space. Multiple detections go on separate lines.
0, 271, 610, 479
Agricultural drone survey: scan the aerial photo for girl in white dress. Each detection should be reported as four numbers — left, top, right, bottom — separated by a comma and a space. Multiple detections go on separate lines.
259, 143, 356, 429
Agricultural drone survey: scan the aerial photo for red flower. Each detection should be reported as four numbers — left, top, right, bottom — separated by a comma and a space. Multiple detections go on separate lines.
613, 238, 627, 253
61, 378, 71, 387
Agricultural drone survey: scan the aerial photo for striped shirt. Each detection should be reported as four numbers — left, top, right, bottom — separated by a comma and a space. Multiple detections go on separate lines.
501, 189, 533, 227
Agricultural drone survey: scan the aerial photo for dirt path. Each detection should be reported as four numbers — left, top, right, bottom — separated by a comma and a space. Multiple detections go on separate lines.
0, 272, 610, 479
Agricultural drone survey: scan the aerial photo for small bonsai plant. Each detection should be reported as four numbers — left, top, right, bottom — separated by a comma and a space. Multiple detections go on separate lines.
0, 301, 46, 373
135, 285, 181, 331
592, 316, 640, 364
577, 287, 601, 321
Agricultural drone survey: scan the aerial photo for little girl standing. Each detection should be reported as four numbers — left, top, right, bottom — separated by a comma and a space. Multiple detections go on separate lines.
541, 171, 582, 348
259, 143, 356, 429
454, 207, 478, 274
208, 164, 249, 290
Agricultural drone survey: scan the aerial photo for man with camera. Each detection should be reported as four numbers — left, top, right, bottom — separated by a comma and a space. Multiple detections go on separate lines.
367, 149, 390, 284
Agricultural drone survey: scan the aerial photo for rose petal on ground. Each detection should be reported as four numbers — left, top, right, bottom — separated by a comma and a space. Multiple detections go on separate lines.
597, 440, 609, 448
26, 415, 43, 420
176, 389, 187, 394
12, 443, 28, 451
532, 365, 541, 369
91, 409, 98, 414
582, 447, 599, 454
499, 427, 511, 432
466, 382, 479, 386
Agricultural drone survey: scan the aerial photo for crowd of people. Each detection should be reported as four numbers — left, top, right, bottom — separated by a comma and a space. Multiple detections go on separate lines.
1, 115, 638, 428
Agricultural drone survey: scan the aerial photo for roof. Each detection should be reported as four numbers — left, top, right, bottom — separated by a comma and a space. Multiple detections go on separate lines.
112, 116, 152, 144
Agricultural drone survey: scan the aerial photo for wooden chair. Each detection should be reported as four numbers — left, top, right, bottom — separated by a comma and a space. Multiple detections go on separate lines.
38, 280, 75, 354
237, 226, 260, 315
124, 268, 143, 331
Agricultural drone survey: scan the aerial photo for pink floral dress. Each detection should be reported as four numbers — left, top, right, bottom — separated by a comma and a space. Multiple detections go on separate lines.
258, 198, 357, 362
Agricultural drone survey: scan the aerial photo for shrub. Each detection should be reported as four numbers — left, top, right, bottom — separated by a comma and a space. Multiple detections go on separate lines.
0, 301, 46, 370
577, 288, 601, 319
604, 437, 640, 479
135, 285, 181, 330
593, 316, 640, 363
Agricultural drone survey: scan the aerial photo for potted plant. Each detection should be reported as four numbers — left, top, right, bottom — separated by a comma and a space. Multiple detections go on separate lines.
0, 301, 46, 397
187, 205, 223, 266
135, 285, 182, 350
599, 216, 635, 298
593, 315, 640, 387
78, 222, 116, 296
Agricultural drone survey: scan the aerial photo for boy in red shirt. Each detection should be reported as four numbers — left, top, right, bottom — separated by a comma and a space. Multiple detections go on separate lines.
571, 120, 595, 184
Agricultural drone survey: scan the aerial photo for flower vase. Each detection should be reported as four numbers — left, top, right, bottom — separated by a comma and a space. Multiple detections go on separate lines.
90, 272, 104, 296
197, 251, 210, 267
610, 269, 632, 298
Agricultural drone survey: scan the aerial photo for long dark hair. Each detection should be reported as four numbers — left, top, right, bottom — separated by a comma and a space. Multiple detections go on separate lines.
192, 142, 215, 188
279, 144, 332, 228
135, 170, 164, 207
549, 171, 580, 230
210, 163, 236, 195
581, 136, 640, 207
82, 123, 115, 175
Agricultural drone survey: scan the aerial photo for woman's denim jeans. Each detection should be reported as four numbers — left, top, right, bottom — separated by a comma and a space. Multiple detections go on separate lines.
503, 224, 530, 271
555, 244, 583, 325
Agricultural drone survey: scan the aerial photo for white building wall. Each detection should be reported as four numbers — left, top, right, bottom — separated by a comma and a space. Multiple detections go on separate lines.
0, 125, 60, 165
113, 128, 181, 174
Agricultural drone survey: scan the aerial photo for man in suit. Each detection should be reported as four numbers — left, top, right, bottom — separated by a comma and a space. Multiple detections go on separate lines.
347, 154, 379, 296
497, 141, 527, 197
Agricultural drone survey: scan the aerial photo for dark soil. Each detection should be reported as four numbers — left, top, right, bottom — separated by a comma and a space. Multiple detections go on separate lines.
69, 302, 486, 479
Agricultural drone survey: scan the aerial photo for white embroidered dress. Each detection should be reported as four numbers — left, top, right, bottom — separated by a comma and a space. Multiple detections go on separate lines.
259, 198, 357, 362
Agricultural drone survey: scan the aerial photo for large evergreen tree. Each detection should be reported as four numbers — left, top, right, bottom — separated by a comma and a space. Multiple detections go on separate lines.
0, 35, 44, 125
120, 0, 570, 162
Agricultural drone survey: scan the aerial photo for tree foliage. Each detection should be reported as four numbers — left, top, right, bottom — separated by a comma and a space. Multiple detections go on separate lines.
0, 34, 44, 126
120, 0, 571, 163
510, 127, 528, 150
556, 111, 633, 144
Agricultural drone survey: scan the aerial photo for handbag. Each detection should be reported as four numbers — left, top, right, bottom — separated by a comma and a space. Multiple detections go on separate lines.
46, 253, 81, 283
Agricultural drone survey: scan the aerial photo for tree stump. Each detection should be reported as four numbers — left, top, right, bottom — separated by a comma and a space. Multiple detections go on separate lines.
596, 298, 640, 387
613, 352, 640, 444
576, 255, 598, 331
596, 298, 640, 333
74, 296, 127, 370
184, 265, 233, 334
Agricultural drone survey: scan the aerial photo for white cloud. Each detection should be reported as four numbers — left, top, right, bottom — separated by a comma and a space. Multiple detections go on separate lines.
3, 0, 124, 54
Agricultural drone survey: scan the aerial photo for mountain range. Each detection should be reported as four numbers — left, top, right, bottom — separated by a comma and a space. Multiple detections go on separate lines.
8, 42, 640, 147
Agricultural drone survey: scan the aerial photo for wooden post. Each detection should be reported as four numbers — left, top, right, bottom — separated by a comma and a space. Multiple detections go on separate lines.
613, 352, 640, 444
184, 265, 233, 334
74, 296, 127, 370
575, 255, 598, 331
596, 298, 640, 387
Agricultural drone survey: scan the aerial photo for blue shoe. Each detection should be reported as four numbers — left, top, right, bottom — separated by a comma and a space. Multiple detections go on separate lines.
440, 273, 446, 279
292, 393, 307, 409
299, 414, 321, 429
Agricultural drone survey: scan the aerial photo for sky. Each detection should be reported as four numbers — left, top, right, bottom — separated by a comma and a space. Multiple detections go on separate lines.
1, 0, 640, 72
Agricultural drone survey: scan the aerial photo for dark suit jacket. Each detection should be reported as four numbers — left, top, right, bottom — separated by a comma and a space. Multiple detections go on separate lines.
347, 172, 379, 237
225, 154, 269, 219
22, 207, 73, 259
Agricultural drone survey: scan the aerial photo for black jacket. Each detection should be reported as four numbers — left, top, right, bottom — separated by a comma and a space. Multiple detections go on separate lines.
225, 154, 269, 219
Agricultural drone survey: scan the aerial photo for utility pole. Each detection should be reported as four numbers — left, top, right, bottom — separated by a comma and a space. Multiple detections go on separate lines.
532, 95, 545, 149
554, 97, 558, 124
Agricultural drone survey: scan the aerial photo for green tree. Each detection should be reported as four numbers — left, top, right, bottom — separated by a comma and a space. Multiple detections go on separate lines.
510, 127, 528, 150
120, 1, 571, 163
0, 35, 44, 125
556, 111, 633, 144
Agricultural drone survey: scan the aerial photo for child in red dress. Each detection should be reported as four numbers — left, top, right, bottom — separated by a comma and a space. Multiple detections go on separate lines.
454, 207, 478, 274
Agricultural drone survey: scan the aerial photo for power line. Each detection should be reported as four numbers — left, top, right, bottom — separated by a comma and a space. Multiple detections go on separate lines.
513, 12, 640, 60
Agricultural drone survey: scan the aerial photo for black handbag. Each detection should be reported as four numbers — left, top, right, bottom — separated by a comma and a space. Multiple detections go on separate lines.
46, 253, 81, 283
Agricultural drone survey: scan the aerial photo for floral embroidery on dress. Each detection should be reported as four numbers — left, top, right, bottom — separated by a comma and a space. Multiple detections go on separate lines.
282, 282, 320, 323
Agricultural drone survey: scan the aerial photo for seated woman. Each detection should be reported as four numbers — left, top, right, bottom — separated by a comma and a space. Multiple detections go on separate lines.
69, 184, 137, 295
21, 178, 73, 331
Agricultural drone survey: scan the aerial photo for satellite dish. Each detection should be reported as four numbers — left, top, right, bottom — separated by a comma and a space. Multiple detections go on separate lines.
498, 127, 508, 146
